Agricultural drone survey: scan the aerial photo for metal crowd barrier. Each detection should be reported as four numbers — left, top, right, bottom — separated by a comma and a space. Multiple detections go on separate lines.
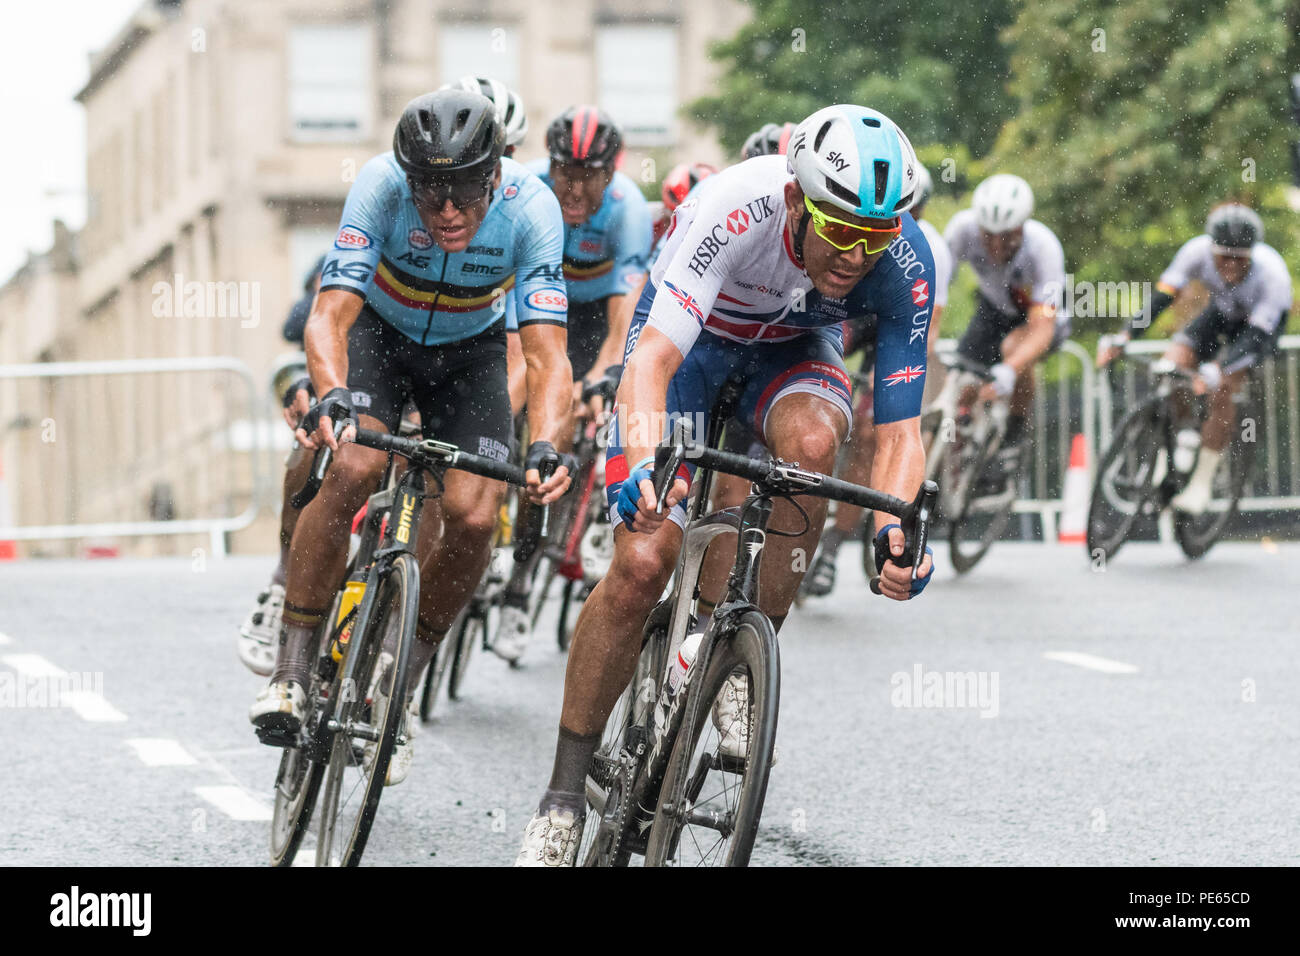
0, 356, 269, 557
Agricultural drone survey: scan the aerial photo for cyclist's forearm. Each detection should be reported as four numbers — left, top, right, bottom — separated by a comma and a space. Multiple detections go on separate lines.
1124, 286, 1176, 338
304, 290, 362, 394
521, 327, 573, 447
870, 420, 926, 535
617, 328, 681, 473
1003, 308, 1056, 371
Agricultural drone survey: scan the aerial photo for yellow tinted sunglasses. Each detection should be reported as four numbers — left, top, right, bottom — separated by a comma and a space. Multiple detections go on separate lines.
804, 195, 901, 254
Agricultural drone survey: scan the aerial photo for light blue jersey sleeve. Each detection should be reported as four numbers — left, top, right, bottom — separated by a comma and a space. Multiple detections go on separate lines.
510, 185, 568, 328
318, 155, 400, 297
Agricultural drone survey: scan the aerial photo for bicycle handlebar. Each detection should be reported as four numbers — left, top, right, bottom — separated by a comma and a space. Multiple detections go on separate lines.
651, 419, 938, 587
943, 353, 996, 383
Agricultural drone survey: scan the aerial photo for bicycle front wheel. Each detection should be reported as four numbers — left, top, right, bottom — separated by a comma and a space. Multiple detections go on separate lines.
1087, 399, 1164, 562
315, 553, 419, 866
644, 611, 780, 867
949, 434, 1015, 575
270, 641, 328, 866
1173, 433, 1255, 559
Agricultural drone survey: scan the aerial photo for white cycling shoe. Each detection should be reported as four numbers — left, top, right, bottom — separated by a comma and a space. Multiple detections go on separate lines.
515, 808, 583, 867
249, 680, 306, 738
237, 584, 283, 676
710, 674, 777, 765
1171, 448, 1222, 516
364, 652, 415, 786
492, 602, 531, 664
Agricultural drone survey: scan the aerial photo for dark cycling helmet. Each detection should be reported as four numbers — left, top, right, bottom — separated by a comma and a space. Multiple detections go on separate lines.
662, 162, 718, 211
741, 122, 795, 159
444, 75, 528, 149
393, 89, 505, 181
546, 106, 622, 168
1206, 203, 1263, 252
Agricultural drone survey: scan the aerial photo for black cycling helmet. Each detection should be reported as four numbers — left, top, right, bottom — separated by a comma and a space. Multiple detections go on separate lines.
546, 106, 622, 168
393, 89, 505, 181
1206, 203, 1264, 252
741, 122, 795, 159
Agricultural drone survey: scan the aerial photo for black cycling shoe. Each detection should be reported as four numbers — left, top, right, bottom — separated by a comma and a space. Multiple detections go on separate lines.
800, 550, 838, 597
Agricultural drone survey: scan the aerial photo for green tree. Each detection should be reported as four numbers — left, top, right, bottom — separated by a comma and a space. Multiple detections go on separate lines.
991, 0, 1299, 332
688, 0, 1015, 159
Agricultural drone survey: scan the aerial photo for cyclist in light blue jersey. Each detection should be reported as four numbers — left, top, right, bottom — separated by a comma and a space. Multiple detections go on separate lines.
250, 90, 573, 785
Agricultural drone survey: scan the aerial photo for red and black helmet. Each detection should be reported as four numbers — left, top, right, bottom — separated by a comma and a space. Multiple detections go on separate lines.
546, 106, 623, 168
661, 162, 718, 211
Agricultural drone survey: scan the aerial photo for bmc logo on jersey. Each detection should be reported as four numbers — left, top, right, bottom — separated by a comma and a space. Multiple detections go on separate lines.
726, 208, 751, 236
911, 279, 929, 307
408, 228, 433, 250
502, 184, 519, 200
334, 225, 372, 250
526, 290, 569, 314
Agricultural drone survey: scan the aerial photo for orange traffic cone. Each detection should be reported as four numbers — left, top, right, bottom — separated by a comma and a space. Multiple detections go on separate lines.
0, 456, 15, 560
1058, 434, 1089, 545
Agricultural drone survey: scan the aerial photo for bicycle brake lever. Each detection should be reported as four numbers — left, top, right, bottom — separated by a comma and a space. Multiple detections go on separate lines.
653, 418, 692, 515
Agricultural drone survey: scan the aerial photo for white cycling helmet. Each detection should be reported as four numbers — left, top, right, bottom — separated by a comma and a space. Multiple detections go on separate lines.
789, 104, 921, 219
914, 164, 934, 211
445, 74, 529, 148
972, 174, 1034, 233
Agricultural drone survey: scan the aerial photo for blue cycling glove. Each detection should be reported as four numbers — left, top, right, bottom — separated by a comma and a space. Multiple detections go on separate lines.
615, 457, 656, 531
873, 523, 934, 598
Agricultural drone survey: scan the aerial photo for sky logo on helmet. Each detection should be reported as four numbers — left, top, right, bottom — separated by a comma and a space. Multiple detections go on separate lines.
335, 225, 372, 250
663, 280, 705, 325
408, 228, 433, 250
911, 279, 929, 307
526, 290, 568, 314
825, 151, 850, 173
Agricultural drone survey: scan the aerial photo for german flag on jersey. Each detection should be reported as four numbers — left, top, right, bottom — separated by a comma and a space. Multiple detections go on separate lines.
563, 254, 614, 283
373, 255, 515, 313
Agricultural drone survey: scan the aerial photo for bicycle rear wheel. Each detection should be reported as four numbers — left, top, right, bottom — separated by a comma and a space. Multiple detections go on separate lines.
315, 554, 418, 866
269, 642, 328, 866
448, 603, 489, 700
1087, 399, 1164, 562
1173, 434, 1255, 559
644, 611, 779, 867
419, 611, 457, 723
949, 434, 1015, 574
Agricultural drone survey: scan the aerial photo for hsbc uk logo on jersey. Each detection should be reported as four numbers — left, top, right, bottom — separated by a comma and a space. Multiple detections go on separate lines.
686, 196, 776, 277
911, 279, 929, 307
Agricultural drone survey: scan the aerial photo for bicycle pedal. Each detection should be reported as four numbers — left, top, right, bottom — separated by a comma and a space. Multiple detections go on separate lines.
255, 726, 298, 749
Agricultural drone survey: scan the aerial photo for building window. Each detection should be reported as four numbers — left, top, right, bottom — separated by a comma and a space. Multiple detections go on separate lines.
596, 24, 678, 147
438, 24, 520, 91
288, 24, 373, 142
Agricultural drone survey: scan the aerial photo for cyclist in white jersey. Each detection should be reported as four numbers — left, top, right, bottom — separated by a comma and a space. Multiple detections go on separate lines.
1098, 203, 1292, 513
944, 173, 1070, 486
803, 164, 951, 596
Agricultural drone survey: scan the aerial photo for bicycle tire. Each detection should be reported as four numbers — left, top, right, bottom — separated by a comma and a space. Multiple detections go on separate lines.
1173, 430, 1255, 560
315, 553, 419, 866
448, 604, 486, 700
644, 610, 780, 867
269, 636, 328, 866
1086, 399, 1164, 563
579, 618, 670, 867
419, 614, 457, 723
556, 579, 576, 651
949, 433, 1015, 575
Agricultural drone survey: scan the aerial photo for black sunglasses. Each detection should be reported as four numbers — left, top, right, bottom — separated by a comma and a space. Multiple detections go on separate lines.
407, 175, 493, 210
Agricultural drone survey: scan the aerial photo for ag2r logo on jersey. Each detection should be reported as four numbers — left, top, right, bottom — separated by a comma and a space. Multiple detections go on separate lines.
526, 290, 569, 314
335, 225, 372, 250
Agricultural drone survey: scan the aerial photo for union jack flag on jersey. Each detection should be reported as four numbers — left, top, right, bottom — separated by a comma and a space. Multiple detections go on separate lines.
883, 365, 925, 387
663, 279, 705, 325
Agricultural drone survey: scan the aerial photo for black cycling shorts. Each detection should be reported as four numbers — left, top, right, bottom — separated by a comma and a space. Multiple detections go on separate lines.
1172, 305, 1286, 366
956, 293, 1069, 367
568, 297, 610, 381
346, 306, 512, 463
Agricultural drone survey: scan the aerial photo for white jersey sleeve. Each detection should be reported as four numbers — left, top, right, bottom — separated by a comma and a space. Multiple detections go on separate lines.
1158, 235, 1211, 293
1246, 244, 1293, 333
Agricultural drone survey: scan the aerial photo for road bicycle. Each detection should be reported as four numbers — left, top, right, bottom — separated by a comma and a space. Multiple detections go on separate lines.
1087, 354, 1256, 561
266, 426, 530, 866
577, 399, 937, 867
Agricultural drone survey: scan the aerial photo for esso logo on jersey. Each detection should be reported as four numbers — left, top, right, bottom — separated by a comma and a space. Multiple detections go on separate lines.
335, 225, 371, 250
911, 279, 930, 307
726, 208, 751, 236
526, 290, 569, 314
408, 228, 433, 250
502, 184, 519, 200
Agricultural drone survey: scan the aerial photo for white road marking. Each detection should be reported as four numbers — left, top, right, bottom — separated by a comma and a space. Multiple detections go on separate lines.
0, 632, 12, 645
127, 738, 197, 766
194, 785, 272, 821
1043, 651, 1138, 674
2, 653, 67, 678
62, 691, 127, 722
